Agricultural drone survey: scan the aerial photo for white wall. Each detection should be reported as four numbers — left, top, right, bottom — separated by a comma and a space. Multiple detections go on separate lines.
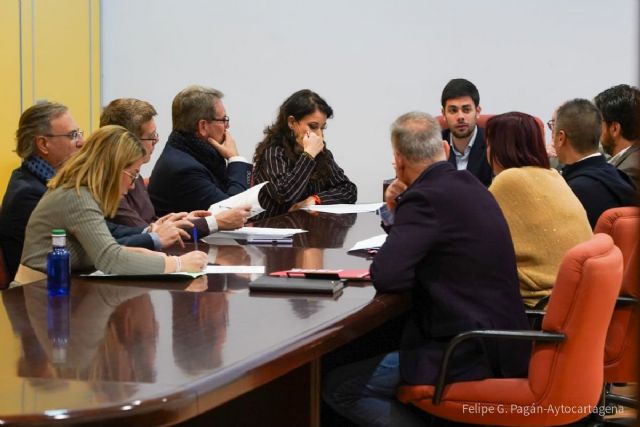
102, 0, 638, 202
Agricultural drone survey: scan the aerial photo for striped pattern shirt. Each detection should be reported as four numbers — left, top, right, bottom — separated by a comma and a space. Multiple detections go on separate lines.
254, 146, 357, 218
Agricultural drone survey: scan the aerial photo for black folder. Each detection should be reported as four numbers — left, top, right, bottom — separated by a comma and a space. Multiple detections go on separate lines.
249, 276, 344, 295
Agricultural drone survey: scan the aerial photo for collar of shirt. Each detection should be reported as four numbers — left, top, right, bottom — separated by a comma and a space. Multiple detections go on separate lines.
448, 126, 478, 171
575, 152, 603, 164
609, 146, 631, 164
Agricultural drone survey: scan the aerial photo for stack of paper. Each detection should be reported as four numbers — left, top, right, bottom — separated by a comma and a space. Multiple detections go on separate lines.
204, 227, 307, 242
348, 234, 387, 253
301, 202, 383, 214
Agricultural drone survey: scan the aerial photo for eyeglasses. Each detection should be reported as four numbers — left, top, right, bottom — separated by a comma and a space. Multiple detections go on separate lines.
208, 115, 230, 126
139, 131, 160, 143
44, 129, 84, 142
122, 170, 140, 185
546, 120, 555, 132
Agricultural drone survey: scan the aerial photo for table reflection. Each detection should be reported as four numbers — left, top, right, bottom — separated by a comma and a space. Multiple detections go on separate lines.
171, 292, 228, 375
21, 284, 156, 384
255, 210, 356, 248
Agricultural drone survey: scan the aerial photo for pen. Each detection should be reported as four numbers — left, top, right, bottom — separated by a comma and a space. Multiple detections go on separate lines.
192, 227, 199, 251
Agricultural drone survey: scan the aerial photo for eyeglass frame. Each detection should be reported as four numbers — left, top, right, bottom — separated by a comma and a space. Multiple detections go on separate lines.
546, 120, 555, 132
122, 170, 140, 185
207, 115, 230, 126
139, 131, 160, 142
44, 129, 84, 142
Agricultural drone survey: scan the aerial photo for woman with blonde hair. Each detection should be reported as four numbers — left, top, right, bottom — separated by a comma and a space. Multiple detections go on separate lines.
15, 125, 207, 284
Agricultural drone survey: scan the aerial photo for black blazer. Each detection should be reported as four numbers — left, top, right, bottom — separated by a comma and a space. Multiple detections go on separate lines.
443, 127, 493, 187
149, 144, 252, 216
0, 164, 153, 279
562, 155, 637, 228
371, 161, 530, 385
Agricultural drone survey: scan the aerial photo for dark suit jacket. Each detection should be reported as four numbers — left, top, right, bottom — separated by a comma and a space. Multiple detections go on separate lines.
371, 161, 530, 385
563, 155, 637, 229
0, 164, 153, 280
149, 144, 252, 216
443, 126, 493, 187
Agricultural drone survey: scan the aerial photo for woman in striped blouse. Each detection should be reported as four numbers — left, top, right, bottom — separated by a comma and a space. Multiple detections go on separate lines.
252, 89, 357, 218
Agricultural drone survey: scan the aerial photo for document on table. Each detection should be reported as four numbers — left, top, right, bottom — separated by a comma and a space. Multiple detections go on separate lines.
82, 270, 206, 279
203, 227, 307, 242
301, 202, 383, 214
82, 264, 265, 278
205, 265, 265, 274
208, 182, 268, 218
348, 234, 387, 252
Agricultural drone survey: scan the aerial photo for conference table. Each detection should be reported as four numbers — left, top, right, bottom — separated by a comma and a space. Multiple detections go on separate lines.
0, 210, 410, 426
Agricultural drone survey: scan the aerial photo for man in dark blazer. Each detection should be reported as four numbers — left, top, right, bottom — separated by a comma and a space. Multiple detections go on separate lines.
594, 84, 640, 189
0, 103, 178, 280
440, 78, 493, 187
552, 98, 636, 228
324, 112, 530, 426
149, 85, 252, 216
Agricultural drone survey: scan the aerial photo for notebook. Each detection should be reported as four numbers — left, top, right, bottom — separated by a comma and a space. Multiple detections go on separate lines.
249, 276, 344, 295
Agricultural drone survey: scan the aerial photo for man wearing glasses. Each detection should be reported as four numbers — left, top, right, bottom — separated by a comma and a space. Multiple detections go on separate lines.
0, 102, 176, 282
148, 85, 252, 216
100, 98, 250, 237
551, 99, 636, 228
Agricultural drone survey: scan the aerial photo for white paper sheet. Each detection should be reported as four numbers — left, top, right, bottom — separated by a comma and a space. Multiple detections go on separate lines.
301, 202, 383, 214
83, 270, 205, 279
208, 181, 269, 218
204, 265, 265, 274
83, 265, 265, 278
204, 227, 307, 241
348, 234, 387, 252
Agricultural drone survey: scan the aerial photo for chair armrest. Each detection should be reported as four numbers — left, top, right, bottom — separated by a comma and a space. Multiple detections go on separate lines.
616, 296, 638, 307
526, 309, 546, 330
533, 295, 551, 310
433, 330, 565, 405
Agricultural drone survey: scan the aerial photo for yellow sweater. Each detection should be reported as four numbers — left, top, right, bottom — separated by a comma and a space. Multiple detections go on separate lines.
489, 167, 592, 307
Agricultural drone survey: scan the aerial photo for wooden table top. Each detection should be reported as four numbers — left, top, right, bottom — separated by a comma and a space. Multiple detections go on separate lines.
0, 210, 409, 425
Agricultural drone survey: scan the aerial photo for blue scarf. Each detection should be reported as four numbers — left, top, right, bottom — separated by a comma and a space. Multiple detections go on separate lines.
24, 155, 55, 183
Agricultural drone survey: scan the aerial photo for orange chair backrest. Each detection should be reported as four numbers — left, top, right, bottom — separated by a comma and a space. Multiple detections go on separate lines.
528, 234, 622, 406
594, 207, 639, 382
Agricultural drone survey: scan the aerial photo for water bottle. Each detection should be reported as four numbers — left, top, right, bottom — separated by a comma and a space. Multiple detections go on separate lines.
47, 294, 70, 364
47, 229, 70, 296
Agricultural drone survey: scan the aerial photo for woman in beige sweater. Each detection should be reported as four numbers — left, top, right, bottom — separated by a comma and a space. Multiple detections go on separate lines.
486, 112, 592, 307
16, 125, 207, 284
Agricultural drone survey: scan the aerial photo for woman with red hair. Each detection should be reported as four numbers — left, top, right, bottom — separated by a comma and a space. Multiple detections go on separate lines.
486, 112, 592, 307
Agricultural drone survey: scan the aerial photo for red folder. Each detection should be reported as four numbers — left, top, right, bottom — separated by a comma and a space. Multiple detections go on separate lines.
270, 268, 371, 281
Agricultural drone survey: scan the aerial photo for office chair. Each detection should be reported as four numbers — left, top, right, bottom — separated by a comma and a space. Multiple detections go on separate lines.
397, 234, 623, 426
594, 207, 639, 411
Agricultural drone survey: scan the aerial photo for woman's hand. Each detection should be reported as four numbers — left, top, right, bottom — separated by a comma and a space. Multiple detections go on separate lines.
302, 131, 324, 158
178, 251, 209, 272
289, 196, 317, 212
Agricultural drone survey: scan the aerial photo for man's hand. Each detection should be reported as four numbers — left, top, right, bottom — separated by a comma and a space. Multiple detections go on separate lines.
215, 205, 251, 230
152, 218, 191, 248
208, 130, 239, 159
186, 210, 212, 222
385, 179, 407, 211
